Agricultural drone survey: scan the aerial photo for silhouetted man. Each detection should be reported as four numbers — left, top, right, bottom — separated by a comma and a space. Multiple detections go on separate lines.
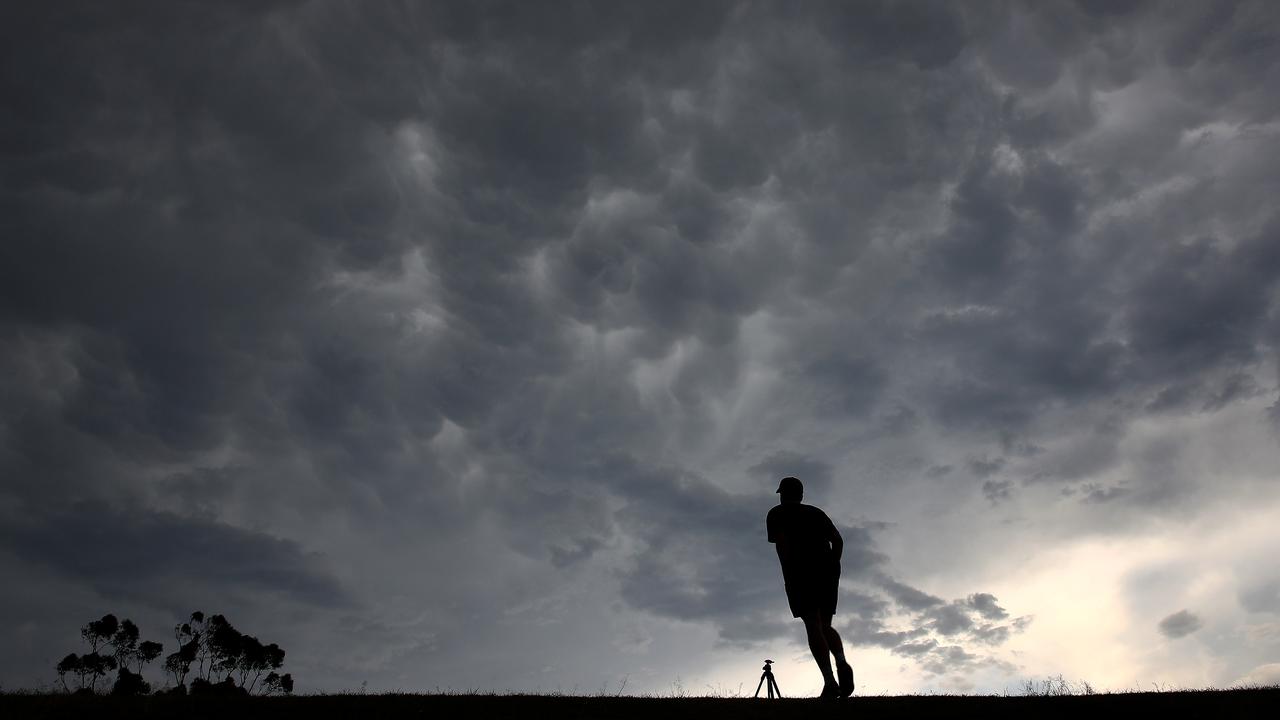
766, 476, 853, 699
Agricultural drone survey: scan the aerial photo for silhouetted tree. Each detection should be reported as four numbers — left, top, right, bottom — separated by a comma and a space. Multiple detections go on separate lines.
56, 614, 162, 695
206, 614, 244, 682
161, 610, 293, 695
58, 610, 291, 695
240, 638, 286, 694
108, 619, 161, 673
79, 651, 117, 694
163, 614, 202, 688
261, 671, 294, 695
139, 641, 164, 669
60, 615, 119, 693
248, 638, 284, 691
55, 653, 80, 693
109, 618, 139, 666
111, 667, 150, 696
81, 614, 118, 654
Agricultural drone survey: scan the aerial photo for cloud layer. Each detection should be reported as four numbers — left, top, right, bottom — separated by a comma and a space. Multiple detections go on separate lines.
2, 0, 1279, 695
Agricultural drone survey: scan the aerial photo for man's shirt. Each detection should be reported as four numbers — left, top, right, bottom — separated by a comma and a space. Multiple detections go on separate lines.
766, 502, 839, 582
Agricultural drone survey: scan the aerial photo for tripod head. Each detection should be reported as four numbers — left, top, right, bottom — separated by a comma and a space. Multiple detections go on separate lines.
761, 659, 774, 673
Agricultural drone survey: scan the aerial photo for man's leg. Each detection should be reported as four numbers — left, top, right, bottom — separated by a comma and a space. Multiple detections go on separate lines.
823, 618, 847, 665
800, 612, 837, 687
822, 613, 854, 697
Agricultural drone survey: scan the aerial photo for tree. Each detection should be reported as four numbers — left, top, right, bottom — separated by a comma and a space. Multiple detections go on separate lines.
139, 640, 164, 669
56, 653, 80, 693
109, 619, 139, 669
238, 636, 286, 693
163, 614, 202, 687
206, 614, 244, 682
261, 671, 294, 695
197, 614, 291, 694
74, 615, 120, 693
105, 617, 162, 695
111, 667, 150, 696
56, 614, 161, 695
81, 614, 118, 654
79, 651, 117, 694
59, 609, 292, 695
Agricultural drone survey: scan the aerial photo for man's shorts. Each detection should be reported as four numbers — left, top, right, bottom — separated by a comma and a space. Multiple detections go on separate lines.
784, 572, 839, 619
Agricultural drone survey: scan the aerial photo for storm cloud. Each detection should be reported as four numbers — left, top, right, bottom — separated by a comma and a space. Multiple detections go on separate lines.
2, 0, 1280, 695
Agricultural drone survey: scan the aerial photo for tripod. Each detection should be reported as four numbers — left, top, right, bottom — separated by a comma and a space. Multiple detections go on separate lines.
754, 659, 782, 698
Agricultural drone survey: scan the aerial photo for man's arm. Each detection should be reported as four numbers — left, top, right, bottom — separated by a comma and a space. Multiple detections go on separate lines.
828, 520, 843, 562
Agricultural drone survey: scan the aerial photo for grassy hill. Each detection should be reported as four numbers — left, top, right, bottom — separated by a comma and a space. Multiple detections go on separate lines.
3, 688, 1278, 720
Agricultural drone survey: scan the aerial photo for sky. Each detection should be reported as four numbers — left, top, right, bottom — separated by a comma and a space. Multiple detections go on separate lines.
2, 0, 1280, 697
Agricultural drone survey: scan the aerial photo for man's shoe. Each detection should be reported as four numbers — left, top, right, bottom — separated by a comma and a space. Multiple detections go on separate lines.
819, 680, 841, 700
837, 661, 855, 697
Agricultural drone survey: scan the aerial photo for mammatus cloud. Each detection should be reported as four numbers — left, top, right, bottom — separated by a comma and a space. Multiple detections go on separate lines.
1158, 610, 1204, 639
2, 0, 1279, 694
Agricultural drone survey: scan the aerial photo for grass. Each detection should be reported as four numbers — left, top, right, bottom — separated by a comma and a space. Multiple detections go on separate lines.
2, 683, 1278, 720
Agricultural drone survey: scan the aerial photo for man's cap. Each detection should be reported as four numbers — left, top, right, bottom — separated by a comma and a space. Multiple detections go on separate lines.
776, 476, 803, 494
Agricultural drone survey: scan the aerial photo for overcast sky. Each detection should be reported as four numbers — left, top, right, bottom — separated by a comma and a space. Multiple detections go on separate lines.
3, 0, 1280, 696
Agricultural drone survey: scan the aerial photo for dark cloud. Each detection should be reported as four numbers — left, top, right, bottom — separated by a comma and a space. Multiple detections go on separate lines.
609, 457, 902, 646
612, 464, 801, 642
1238, 579, 1280, 615
892, 638, 939, 658
0, 501, 350, 609
839, 585, 1026, 673
999, 433, 1044, 458
602, 454, 1022, 676
968, 457, 1006, 478
966, 593, 1010, 622
842, 619, 928, 652
927, 602, 976, 636
1158, 610, 1204, 639
1125, 234, 1280, 381
1, 0, 1277, 694
1080, 483, 1132, 505
920, 646, 981, 676
749, 451, 834, 497
1202, 372, 1265, 412
842, 589, 894, 621
881, 578, 946, 612
549, 537, 605, 570
969, 624, 1011, 646
982, 480, 1014, 505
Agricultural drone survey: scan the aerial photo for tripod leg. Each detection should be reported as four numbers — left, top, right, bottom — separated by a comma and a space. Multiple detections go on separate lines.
755, 674, 766, 698
770, 675, 782, 699
768, 678, 774, 698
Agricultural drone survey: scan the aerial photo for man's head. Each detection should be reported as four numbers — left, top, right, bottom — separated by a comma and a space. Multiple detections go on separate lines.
776, 476, 803, 504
